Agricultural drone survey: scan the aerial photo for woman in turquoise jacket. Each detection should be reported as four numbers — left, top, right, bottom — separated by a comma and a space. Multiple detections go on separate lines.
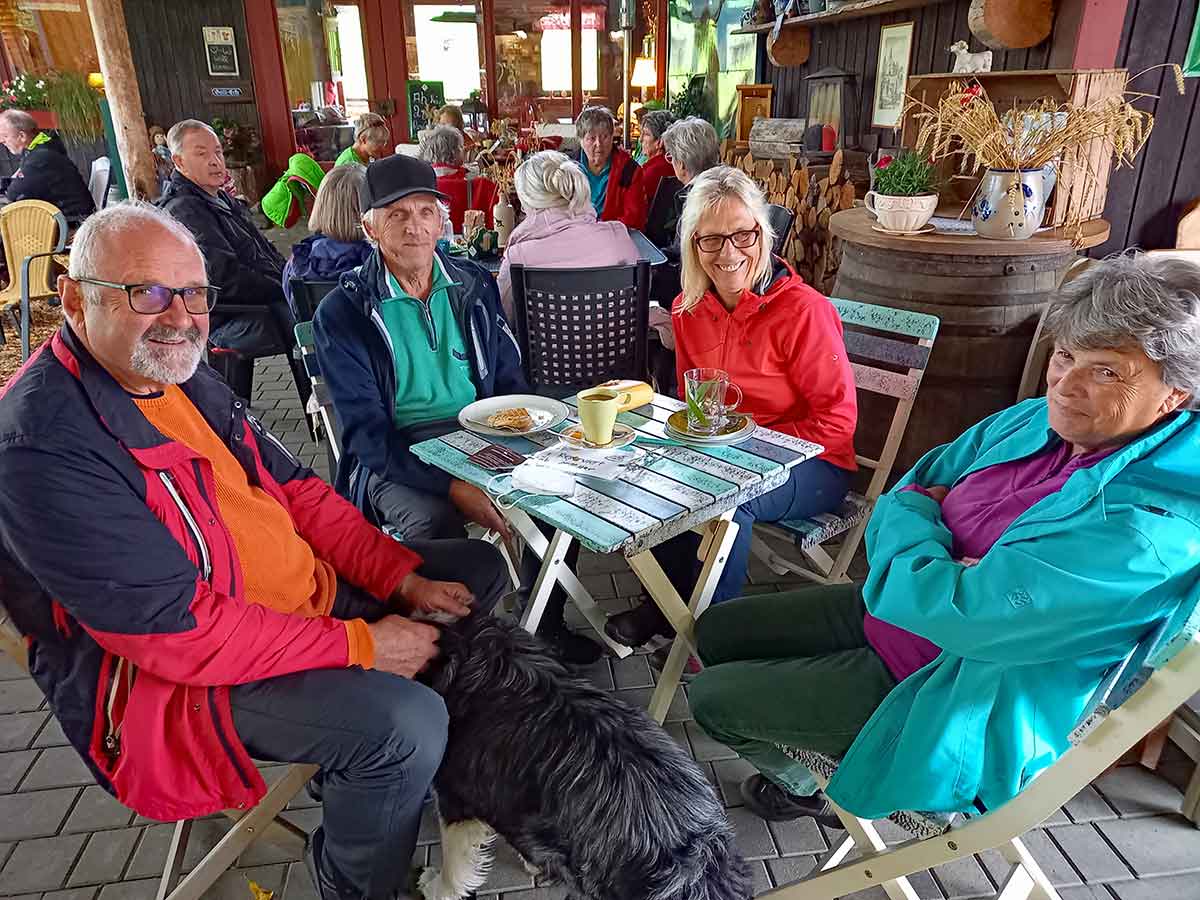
689, 252, 1200, 824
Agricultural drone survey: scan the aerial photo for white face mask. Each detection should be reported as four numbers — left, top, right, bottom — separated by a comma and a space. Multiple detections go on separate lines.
489, 459, 577, 509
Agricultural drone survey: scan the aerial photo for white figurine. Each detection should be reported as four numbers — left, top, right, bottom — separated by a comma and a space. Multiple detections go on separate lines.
949, 40, 993, 74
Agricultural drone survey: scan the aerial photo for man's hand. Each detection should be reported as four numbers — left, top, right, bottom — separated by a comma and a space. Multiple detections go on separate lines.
448, 478, 512, 541
923, 484, 950, 503
396, 571, 473, 620
366, 615, 441, 678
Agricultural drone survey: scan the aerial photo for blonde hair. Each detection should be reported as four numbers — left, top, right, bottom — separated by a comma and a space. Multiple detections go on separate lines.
438, 105, 465, 130
514, 150, 591, 217
308, 164, 366, 243
354, 112, 390, 147
678, 166, 775, 313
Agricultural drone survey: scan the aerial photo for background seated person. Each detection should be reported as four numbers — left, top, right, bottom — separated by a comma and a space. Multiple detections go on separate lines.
282, 163, 373, 318
335, 112, 392, 168
158, 119, 298, 373
688, 252, 1200, 825
438, 104, 478, 150
638, 109, 677, 215
0, 201, 510, 900
422, 124, 497, 232
606, 166, 856, 663
497, 150, 638, 323
574, 106, 646, 230
0, 109, 95, 227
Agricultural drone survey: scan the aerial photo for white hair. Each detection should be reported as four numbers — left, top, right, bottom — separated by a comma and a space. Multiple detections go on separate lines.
1047, 250, 1200, 409
662, 117, 721, 180
575, 106, 615, 139
166, 119, 218, 156
420, 125, 465, 166
514, 150, 591, 217
678, 166, 775, 312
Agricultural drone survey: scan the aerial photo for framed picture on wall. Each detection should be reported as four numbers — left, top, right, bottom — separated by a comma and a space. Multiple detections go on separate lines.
871, 22, 915, 129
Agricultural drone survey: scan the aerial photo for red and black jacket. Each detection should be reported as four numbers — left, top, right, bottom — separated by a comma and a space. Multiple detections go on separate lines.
0, 326, 421, 821
576, 144, 648, 231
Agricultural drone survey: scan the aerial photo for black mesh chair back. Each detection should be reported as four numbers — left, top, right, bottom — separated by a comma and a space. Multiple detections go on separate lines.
512, 261, 651, 392
768, 203, 796, 257
644, 176, 683, 248
289, 278, 339, 322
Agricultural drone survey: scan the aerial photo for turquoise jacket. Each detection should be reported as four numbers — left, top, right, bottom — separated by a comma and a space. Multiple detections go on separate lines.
828, 398, 1200, 819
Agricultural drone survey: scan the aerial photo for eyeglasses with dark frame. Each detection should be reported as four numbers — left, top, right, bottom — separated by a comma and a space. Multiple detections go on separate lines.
693, 227, 761, 254
74, 278, 220, 316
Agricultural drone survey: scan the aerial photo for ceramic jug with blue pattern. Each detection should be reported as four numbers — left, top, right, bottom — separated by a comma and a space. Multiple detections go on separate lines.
972, 165, 1056, 240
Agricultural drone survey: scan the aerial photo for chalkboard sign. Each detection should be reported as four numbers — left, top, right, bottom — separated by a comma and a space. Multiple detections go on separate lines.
203, 26, 240, 77
407, 80, 445, 139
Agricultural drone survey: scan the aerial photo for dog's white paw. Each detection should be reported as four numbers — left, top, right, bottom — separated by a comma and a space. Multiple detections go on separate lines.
520, 856, 542, 877
417, 866, 454, 900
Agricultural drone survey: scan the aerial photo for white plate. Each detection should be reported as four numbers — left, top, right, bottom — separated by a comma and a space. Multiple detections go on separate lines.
459, 395, 570, 438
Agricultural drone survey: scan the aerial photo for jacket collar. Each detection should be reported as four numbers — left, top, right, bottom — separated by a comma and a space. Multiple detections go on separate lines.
693, 256, 798, 320
165, 171, 236, 212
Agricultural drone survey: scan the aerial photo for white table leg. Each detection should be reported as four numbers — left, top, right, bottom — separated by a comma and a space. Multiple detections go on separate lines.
628, 511, 740, 724
504, 508, 632, 658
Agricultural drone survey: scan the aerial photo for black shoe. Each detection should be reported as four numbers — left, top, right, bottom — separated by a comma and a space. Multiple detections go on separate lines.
604, 602, 671, 647
739, 774, 843, 827
541, 626, 603, 665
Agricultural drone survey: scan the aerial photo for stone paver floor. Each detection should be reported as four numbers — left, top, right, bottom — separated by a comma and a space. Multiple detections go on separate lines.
1, 355, 1197, 899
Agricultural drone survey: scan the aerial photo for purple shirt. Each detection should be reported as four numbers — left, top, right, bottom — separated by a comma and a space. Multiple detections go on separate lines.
864, 440, 1115, 681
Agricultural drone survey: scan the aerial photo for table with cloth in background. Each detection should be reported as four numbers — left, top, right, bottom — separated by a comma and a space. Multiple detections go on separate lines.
411, 390, 822, 722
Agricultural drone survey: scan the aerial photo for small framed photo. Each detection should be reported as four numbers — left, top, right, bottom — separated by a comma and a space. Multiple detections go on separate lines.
872, 22, 915, 130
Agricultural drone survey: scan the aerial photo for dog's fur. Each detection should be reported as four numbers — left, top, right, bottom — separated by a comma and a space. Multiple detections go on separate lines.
419, 612, 751, 900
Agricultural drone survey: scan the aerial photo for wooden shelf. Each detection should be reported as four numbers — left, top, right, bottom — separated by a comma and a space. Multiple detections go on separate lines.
732, 0, 951, 35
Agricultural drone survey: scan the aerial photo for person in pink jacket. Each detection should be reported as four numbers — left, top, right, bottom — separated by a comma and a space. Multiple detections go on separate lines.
497, 149, 639, 324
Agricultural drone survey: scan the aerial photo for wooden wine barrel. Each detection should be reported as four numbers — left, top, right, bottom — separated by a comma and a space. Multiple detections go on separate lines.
829, 209, 1110, 476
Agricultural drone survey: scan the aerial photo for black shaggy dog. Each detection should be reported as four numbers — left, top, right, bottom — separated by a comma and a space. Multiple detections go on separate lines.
418, 611, 750, 900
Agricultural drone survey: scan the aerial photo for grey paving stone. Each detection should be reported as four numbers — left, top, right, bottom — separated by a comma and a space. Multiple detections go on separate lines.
418, 802, 440, 845
578, 658, 614, 692
20, 745, 94, 790
1058, 886, 1117, 900
1094, 766, 1186, 818
748, 859, 772, 896
664, 721, 691, 753
45, 888, 102, 900
611, 654, 653, 689
97, 877, 162, 899
766, 853, 818, 887
711, 757, 757, 807
726, 805, 778, 860
1065, 785, 1120, 823
684, 721, 737, 762
0, 749, 37, 793
1047, 823, 1133, 883
124, 823, 176, 879
611, 685, 690, 723
497, 887, 569, 900
67, 827, 141, 887
33, 715, 69, 748
0, 680, 43, 714
1097, 815, 1200, 878
1017, 829, 1084, 887
0, 711, 48, 751
931, 854, 996, 899
596, 595, 633, 614
579, 573, 617, 600
0, 831, 88, 892
0, 655, 28, 680
612, 572, 644, 597
0, 786, 79, 840
63, 786, 135, 833
283, 860, 321, 900
767, 815, 828, 855
1110, 872, 1200, 900
202, 863, 288, 900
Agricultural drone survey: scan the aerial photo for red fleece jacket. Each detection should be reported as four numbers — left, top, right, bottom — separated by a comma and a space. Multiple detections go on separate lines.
672, 263, 858, 471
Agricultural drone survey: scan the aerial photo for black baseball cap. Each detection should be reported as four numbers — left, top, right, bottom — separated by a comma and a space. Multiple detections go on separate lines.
360, 154, 449, 211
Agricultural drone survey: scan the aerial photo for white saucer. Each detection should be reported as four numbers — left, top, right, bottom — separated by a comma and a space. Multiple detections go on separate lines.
871, 223, 937, 236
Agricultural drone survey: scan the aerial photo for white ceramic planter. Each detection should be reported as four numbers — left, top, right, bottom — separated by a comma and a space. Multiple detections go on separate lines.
493, 195, 516, 247
864, 192, 939, 233
972, 168, 1050, 240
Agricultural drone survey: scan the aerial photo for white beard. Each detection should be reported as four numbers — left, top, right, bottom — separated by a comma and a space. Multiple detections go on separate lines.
130, 330, 204, 385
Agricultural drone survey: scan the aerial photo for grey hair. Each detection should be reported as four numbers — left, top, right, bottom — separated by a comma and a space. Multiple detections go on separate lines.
421, 125, 465, 166
1045, 250, 1200, 408
354, 112, 390, 146
575, 106, 615, 139
678, 166, 775, 312
167, 119, 218, 156
0, 109, 38, 136
68, 201, 202, 305
514, 150, 591, 216
308, 164, 366, 243
641, 109, 676, 142
661, 117, 720, 180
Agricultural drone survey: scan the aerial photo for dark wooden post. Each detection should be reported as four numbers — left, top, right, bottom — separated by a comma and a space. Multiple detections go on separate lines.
85, 0, 157, 200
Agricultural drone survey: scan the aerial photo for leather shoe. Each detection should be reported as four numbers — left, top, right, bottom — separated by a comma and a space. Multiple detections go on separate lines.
604, 602, 671, 647
739, 774, 843, 827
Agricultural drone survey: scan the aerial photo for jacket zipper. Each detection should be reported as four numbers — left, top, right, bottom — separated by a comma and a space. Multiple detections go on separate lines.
102, 655, 133, 761
158, 471, 211, 581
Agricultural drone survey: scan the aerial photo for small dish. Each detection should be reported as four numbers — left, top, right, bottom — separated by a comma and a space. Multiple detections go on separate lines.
559, 422, 638, 451
666, 409, 755, 441
871, 223, 937, 237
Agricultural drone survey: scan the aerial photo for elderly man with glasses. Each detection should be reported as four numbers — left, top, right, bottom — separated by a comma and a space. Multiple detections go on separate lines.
0, 201, 510, 900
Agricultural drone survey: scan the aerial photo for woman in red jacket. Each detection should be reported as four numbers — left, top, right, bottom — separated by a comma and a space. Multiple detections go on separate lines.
606, 165, 857, 652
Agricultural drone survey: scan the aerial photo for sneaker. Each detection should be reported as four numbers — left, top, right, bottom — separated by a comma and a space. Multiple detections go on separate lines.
604, 602, 672, 647
541, 626, 603, 665
739, 774, 843, 827
648, 643, 703, 682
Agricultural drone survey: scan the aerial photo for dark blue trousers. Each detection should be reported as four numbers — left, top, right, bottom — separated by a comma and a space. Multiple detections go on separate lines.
230, 538, 508, 900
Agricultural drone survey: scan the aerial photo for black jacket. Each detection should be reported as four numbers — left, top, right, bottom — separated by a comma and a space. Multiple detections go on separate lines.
6, 132, 95, 226
157, 170, 286, 308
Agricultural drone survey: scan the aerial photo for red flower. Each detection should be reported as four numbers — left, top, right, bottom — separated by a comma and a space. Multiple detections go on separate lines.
875, 155, 894, 169
960, 84, 983, 106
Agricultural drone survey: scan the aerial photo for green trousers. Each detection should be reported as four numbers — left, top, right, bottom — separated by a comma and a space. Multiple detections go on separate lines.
690, 582, 898, 797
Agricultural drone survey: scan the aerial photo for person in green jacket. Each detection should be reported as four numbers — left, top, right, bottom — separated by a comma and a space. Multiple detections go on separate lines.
690, 252, 1200, 824
334, 112, 392, 167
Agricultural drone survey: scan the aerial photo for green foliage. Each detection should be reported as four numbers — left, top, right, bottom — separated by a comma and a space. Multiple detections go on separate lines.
872, 151, 939, 197
0, 73, 48, 112
44, 71, 102, 143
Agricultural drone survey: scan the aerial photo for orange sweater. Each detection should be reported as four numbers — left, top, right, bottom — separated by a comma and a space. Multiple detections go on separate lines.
135, 386, 373, 667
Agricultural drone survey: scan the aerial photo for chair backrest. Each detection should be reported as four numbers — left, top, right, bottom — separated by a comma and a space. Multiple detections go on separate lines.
644, 175, 683, 248
288, 278, 339, 323
767, 203, 795, 257
512, 261, 652, 391
831, 298, 940, 501
295, 321, 342, 463
88, 157, 112, 211
0, 200, 67, 299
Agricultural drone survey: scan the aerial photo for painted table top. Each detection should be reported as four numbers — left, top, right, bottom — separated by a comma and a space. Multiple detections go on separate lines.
411, 392, 823, 555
